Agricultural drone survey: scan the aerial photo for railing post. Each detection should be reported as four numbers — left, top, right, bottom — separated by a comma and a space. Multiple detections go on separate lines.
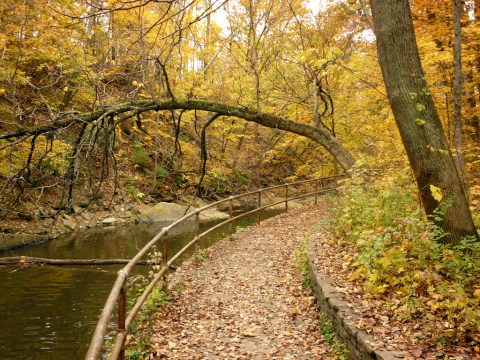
314, 179, 318, 205
257, 191, 262, 225
162, 231, 168, 291
162, 233, 168, 265
228, 197, 233, 235
285, 185, 289, 213
117, 285, 126, 360
194, 212, 200, 259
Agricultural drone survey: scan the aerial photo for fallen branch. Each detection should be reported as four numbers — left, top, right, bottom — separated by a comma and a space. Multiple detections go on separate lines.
0, 256, 171, 267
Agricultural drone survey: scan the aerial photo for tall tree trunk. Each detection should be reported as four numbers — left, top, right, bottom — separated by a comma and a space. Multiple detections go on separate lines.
452, 0, 467, 186
467, 0, 480, 142
466, 72, 480, 142
370, 0, 479, 243
203, 0, 212, 83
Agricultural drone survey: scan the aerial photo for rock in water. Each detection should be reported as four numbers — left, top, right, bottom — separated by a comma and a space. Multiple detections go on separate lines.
138, 202, 195, 223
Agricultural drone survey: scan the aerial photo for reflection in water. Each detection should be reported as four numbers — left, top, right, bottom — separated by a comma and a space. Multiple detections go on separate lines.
0, 210, 282, 359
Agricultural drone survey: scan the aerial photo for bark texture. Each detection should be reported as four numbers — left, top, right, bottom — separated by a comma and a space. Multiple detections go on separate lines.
370, 0, 478, 243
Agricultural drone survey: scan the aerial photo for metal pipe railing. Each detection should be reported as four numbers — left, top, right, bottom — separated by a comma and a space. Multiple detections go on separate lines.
85, 175, 344, 360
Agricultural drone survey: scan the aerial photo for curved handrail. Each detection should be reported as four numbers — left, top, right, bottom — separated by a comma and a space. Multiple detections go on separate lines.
85, 175, 344, 360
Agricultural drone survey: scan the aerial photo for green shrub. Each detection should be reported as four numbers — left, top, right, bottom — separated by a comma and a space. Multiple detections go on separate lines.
294, 235, 312, 289
125, 176, 137, 195
156, 165, 169, 179
318, 314, 348, 359
333, 171, 480, 344
132, 141, 150, 166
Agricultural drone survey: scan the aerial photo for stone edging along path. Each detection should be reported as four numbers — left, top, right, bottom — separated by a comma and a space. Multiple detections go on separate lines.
308, 234, 404, 360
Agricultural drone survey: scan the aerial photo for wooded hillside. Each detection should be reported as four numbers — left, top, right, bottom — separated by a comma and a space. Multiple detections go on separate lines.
0, 0, 479, 235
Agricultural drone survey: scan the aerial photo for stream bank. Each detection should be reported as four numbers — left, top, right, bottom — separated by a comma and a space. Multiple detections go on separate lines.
0, 194, 297, 251
0, 197, 230, 251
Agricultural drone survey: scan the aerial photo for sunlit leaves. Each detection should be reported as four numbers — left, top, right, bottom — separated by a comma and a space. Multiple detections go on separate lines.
429, 184, 443, 202
415, 103, 426, 112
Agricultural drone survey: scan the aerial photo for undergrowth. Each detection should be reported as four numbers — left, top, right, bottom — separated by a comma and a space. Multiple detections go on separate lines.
195, 248, 210, 262
124, 280, 172, 359
295, 234, 312, 289
123, 248, 173, 359
333, 170, 480, 348
319, 314, 348, 360
295, 235, 348, 358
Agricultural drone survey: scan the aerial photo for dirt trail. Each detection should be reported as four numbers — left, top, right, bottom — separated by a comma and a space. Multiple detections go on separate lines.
143, 205, 333, 359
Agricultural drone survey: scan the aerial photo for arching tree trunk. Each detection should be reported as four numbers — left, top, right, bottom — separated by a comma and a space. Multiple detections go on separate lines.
0, 99, 356, 172
370, 0, 479, 244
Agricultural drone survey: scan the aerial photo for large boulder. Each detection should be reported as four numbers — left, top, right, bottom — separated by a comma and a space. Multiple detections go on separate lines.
180, 196, 231, 221
138, 202, 230, 223
61, 214, 77, 230
138, 202, 196, 223
199, 208, 230, 222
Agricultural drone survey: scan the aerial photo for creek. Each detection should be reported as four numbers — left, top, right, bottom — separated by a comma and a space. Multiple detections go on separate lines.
0, 209, 282, 360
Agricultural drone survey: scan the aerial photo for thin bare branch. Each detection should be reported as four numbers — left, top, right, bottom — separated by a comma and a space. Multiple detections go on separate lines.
196, 113, 221, 197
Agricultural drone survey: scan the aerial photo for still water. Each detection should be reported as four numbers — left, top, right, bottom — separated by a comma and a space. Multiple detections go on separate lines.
0, 210, 281, 359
